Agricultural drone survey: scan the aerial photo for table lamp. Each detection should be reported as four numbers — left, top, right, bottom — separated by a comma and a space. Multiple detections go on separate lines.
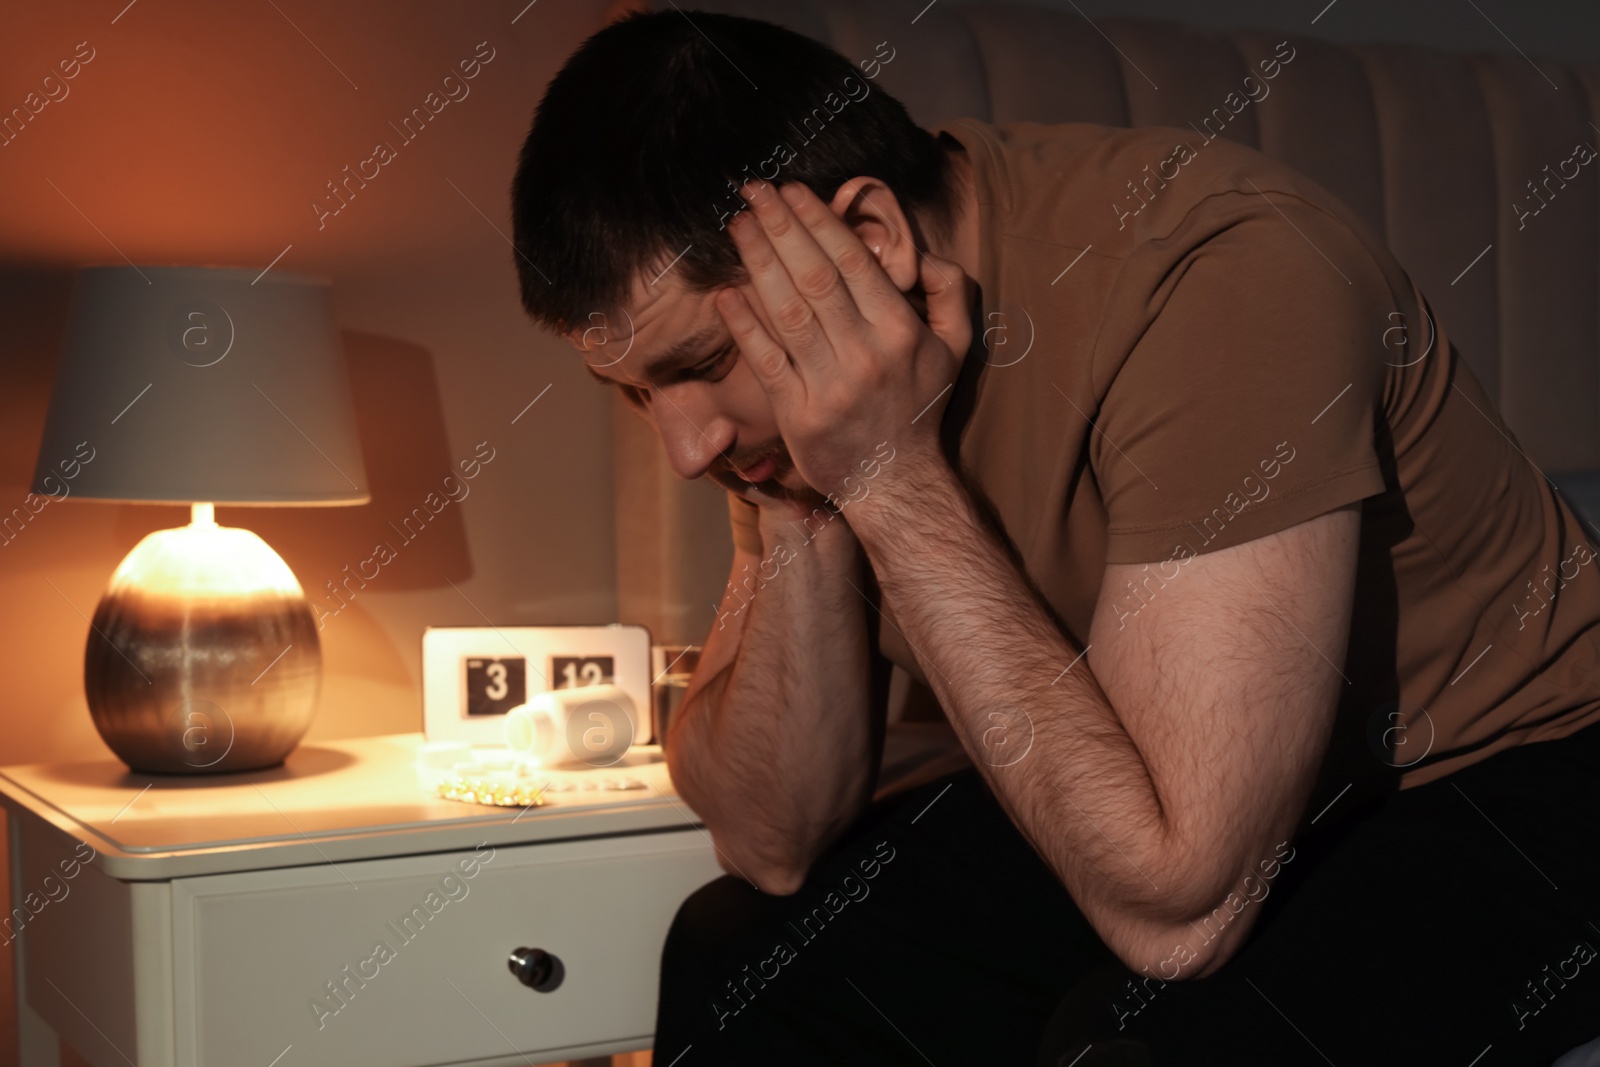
31, 266, 369, 775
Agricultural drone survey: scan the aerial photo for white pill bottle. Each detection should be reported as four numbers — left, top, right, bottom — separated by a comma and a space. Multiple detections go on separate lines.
502, 683, 638, 768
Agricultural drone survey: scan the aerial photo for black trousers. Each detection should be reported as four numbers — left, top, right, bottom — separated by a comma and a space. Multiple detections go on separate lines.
653, 722, 1600, 1066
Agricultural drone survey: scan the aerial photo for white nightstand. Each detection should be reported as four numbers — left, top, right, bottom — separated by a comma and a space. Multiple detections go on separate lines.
1, 733, 721, 1067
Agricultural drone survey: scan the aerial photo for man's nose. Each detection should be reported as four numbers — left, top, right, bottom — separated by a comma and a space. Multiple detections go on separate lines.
652, 387, 734, 481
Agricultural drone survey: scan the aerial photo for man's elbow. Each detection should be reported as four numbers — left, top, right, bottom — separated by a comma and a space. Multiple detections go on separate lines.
718, 850, 806, 896
748, 864, 807, 897
1117, 896, 1264, 981
701, 825, 812, 895
1109, 836, 1297, 979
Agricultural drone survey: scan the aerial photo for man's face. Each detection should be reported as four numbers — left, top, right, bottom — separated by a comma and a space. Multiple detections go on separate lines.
568, 178, 940, 508
570, 269, 825, 508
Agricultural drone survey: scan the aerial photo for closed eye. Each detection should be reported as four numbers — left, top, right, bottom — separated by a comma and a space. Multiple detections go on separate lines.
602, 343, 738, 409
680, 343, 736, 383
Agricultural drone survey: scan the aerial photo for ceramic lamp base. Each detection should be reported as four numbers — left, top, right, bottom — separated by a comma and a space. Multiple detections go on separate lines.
84, 506, 321, 774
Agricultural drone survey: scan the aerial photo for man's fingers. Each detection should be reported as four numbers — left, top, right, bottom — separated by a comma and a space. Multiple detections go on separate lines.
773, 179, 899, 333
716, 287, 799, 402
920, 251, 974, 362
731, 184, 836, 374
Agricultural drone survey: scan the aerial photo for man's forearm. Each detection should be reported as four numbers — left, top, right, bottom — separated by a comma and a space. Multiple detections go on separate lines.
667, 512, 877, 894
842, 457, 1188, 959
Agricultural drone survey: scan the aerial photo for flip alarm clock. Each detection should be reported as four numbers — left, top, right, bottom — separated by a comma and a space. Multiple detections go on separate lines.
421, 624, 652, 747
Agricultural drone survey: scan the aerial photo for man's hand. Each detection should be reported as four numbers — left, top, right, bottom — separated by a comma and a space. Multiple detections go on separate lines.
714, 178, 972, 504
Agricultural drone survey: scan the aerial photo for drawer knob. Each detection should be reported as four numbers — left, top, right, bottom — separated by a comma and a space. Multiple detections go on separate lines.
508, 946, 564, 992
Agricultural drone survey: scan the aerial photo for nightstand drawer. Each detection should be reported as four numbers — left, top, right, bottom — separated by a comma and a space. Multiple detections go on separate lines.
172, 828, 721, 1067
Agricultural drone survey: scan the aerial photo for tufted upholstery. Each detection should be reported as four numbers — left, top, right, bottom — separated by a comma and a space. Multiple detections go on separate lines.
616, 0, 1600, 648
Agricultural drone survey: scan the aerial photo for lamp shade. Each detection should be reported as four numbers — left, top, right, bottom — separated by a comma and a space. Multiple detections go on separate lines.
31, 265, 369, 505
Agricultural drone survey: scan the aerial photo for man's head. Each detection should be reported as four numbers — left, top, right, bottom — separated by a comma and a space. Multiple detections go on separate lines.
511, 10, 966, 505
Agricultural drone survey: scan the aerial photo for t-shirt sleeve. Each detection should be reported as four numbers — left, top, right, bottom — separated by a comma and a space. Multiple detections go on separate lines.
727, 490, 763, 555
1091, 192, 1390, 565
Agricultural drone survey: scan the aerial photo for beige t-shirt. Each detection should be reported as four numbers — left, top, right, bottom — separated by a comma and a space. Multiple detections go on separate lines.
726, 117, 1600, 794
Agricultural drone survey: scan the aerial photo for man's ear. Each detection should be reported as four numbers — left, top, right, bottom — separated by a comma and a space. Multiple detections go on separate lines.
829, 177, 920, 293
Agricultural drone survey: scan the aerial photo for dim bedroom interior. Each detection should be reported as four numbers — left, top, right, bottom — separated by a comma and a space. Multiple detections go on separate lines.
1, 0, 1599, 1064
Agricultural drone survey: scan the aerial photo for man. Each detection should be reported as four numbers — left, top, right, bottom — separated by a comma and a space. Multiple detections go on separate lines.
511, 9, 1600, 1065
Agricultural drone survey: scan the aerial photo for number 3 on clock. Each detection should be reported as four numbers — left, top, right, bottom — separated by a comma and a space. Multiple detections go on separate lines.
465, 656, 527, 716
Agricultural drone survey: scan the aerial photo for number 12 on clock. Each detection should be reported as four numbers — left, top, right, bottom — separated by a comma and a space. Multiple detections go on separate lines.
552, 656, 614, 691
